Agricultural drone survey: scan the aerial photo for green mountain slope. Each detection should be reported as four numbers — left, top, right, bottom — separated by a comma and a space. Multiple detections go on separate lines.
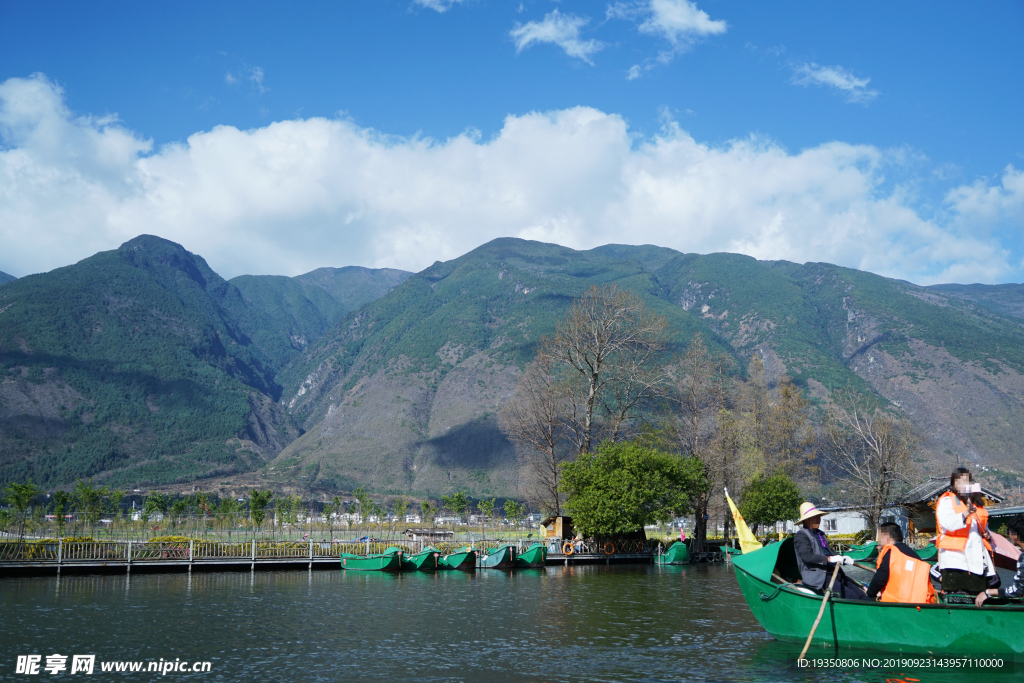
928, 283, 1024, 320
0, 236, 406, 489
228, 266, 410, 369
0, 271, 15, 286
294, 266, 411, 312
0, 236, 293, 487
274, 239, 1024, 498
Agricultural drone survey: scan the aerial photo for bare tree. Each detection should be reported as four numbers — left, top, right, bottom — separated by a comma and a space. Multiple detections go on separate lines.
764, 377, 817, 479
545, 284, 668, 454
499, 352, 570, 515
668, 333, 728, 551
823, 388, 919, 533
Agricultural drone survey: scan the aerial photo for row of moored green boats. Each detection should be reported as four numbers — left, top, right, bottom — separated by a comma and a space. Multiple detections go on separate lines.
340, 542, 547, 571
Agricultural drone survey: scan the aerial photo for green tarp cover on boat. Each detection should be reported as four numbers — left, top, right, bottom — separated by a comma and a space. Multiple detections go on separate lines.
731, 538, 801, 583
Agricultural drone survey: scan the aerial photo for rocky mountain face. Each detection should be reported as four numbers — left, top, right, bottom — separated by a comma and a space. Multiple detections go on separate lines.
0, 236, 407, 488
273, 239, 1024, 499
3, 235, 1023, 498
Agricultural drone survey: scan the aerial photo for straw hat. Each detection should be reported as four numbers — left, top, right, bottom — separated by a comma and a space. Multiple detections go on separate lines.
797, 502, 824, 524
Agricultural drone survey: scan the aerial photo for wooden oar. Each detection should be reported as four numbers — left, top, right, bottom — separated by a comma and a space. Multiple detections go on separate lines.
798, 563, 841, 661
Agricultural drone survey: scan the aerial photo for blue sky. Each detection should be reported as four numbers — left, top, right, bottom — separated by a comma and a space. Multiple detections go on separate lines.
1, 1, 1022, 284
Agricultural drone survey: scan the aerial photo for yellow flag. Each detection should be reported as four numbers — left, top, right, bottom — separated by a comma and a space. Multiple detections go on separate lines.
725, 488, 763, 555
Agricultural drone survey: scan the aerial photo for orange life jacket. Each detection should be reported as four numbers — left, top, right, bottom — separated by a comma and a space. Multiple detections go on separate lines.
935, 491, 992, 552
876, 545, 936, 604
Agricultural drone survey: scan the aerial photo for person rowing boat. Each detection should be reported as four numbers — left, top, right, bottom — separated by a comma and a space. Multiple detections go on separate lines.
792, 502, 867, 600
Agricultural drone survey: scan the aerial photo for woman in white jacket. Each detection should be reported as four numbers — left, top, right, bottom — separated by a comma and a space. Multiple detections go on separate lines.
935, 467, 997, 594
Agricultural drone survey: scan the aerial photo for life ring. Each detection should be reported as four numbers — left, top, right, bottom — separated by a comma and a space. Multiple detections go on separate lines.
603, 542, 616, 555
562, 541, 575, 555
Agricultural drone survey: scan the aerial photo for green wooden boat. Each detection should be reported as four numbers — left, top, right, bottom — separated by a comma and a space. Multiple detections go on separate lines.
514, 542, 547, 568
843, 541, 879, 562
438, 547, 477, 570
476, 544, 515, 569
402, 547, 441, 571
340, 551, 403, 571
733, 538, 1024, 654
655, 542, 691, 565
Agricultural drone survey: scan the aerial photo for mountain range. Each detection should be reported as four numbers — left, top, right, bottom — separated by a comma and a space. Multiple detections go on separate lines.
2, 236, 1024, 501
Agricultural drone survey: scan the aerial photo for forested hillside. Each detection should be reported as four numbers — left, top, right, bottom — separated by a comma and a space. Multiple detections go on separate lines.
0, 271, 15, 286
273, 238, 1024, 499
0, 236, 407, 488
3, 235, 1023, 498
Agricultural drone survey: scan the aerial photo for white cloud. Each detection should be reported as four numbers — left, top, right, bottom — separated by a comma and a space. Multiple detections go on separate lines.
224, 72, 239, 85
414, 0, 468, 12
1, 73, 1021, 285
510, 10, 604, 64
608, 0, 726, 77
637, 0, 726, 43
792, 62, 879, 104
248, 67, 267, 94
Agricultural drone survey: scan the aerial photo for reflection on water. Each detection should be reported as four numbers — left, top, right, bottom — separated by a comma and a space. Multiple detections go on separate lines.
0, 564, 1017, 682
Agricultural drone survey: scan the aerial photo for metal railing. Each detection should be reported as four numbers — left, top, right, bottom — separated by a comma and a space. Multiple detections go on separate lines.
0, 537, 550, 566
546, 538, 653, 555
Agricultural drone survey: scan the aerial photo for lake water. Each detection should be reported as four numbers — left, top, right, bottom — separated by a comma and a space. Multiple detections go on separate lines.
0, 564, 1016, 682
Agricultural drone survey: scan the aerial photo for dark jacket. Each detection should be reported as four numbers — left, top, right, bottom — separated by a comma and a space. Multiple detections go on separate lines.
794, 527, 833, 589
999, 553, 1024, 600
866, 542, 921, 599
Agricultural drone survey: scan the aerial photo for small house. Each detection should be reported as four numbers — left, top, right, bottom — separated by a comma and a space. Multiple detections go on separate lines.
403, 528, 454, 543
818, 507, 869, 536
540, 515, 574, 540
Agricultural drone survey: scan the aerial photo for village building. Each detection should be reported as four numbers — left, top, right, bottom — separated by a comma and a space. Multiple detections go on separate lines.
403, 528, 454, 543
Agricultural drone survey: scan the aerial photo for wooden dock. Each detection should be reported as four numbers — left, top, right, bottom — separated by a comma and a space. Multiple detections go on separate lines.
0, 539, 663, 575
0, 539, 360, 576
545, 552, 653, 565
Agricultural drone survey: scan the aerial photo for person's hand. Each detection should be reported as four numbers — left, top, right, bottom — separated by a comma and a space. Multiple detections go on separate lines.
975, 591, 990, 608
828, 555, 843, 564
840, 555, 854, 566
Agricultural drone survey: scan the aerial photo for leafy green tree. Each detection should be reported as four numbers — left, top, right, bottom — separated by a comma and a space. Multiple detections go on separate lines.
739, 473, 802, 535
218, 497, 239, 537
143, 492, 168, 526
249, 489, 273, 534
353, 487, 373, 531
369, 502, 385, 539
52, 490, 71, 537
3, 480, 43, 540
73, 479, 109, 536
441, 491, 469, 523
560, 440, 707, 537
420, 500, 434, 527
477, 499, 496, 537
169, 498, 189, 529
107, 489, 125, 537
503, 499, 525, 528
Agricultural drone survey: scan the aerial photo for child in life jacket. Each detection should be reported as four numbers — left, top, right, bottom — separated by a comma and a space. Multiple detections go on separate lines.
866, 522, 936, 603
975, 516, 1024, 607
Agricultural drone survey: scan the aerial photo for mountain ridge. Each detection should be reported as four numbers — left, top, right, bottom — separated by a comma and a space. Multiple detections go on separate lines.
2, 235, 1024, 500
270, 238, 1024, 500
